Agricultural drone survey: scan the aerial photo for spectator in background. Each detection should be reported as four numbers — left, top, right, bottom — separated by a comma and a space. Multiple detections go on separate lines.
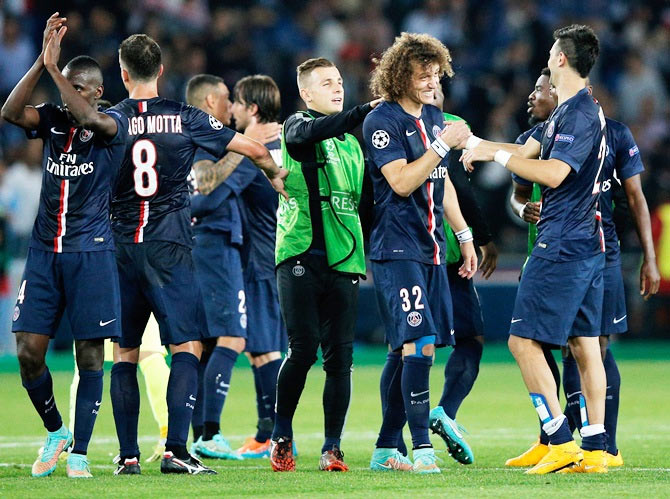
0, 16, 35, 98
402, 0, 464, 47
617, 50, 668, 123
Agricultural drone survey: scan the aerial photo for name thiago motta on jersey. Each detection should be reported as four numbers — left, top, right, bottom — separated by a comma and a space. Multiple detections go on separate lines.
127, 114, 183, 136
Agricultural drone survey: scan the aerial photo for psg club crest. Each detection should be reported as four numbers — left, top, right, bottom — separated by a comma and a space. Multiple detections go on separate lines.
79, 129, 94, 142
407, 311, 422, 327
13, 306, 20, 322
209, 115, 223, 130
432, 124, 441, 138
240, 313, 247, 329
371, 129, 390, 149
292, 264, 305, 277
545, 120, 555, 139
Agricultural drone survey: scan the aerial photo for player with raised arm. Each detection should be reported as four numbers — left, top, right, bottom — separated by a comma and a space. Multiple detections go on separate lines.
44, 29, 286, 475
462, 25, 609, 474
2, 13, 125, 478
505, 67, 564, 467
271, 58, 378, 472
363, 33, 475, 474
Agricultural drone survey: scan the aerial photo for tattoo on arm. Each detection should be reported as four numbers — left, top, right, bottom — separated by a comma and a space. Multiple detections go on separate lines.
194, 153, 244, 195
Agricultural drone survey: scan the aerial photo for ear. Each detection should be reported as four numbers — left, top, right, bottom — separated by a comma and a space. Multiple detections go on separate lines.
121, 67, 130, 83
299, 87, 311, 103
157, 64, 164, 78
95, 84, 104, 100
204, 92, 217, 111
557, 51, 567, 68
248, 102, 259, 118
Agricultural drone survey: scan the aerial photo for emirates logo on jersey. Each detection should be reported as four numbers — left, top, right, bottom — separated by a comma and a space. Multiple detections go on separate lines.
79, 129, 94, 142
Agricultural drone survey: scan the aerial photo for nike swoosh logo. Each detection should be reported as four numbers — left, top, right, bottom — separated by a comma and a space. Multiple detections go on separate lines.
45, 396, 54, 406
410, 390, 429, 397
95, 401, 102, 407
406, 130, 416, 136
511, 318, 523, 323
566, 391, 582, 399
99, 319, 117, 327
352, 279, 358, 284
376, 462, 393, 470
613, 315, 627, 324
189, 395, 196, 401
50, 127, 66, 135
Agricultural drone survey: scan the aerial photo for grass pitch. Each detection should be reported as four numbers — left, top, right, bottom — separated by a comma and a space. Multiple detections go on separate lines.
0, 342, 668, 497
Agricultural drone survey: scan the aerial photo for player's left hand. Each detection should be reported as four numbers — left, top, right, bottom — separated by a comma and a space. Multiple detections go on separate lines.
369, 98, 383, 108
640, 257, 661, 300
245, 120, 282, 144
268, 167, 290, 200
44, 25, 67, 69
458, 241, 478, 279
478, 241, 498, 280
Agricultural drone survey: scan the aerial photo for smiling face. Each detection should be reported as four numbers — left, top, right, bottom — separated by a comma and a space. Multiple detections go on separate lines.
406, 61, 441, 107
527, 74, 555, 122
299, 65, 344, 115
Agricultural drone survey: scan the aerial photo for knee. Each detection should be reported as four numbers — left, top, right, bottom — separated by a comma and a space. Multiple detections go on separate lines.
402, 335, 435, 364
17, 342, 46, 380
286, 338, 318, 367
508, 334, 528, 360
322, 343, 353, 377
217, 336, 246, 353
75, 340, 105, 371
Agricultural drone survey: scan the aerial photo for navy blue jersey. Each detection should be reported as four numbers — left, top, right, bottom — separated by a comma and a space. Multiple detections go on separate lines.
106, 97, 236, 247
363, 101, 449, 265
534, 88, 606, 262
511, 123, 544, 187
601, 118, 644, 266
239, 138, 281, 281
27, 103, 124, 253
190, 149, 244, 245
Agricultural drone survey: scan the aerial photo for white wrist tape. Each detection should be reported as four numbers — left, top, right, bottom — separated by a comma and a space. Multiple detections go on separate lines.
494, 149, 512, 168
455, 227, 473, 244
430, 136, 450, 158
465, 135, 482, 150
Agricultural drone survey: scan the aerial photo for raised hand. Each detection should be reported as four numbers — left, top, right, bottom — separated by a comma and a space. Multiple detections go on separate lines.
439, 121, 470, 149
44, 26, 68, 69
245, 121, 282, 144
42, 12, 67, 54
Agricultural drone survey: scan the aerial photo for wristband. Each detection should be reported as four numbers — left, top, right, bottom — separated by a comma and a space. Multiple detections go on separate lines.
494, 149, 512, 168
455, 227, 473, 244
465, 135, 482, 150
518, 205, 526, 219
430, 136, 450, 158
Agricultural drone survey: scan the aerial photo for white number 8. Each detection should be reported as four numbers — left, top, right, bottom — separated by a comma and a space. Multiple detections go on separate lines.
132, 139, 158, 197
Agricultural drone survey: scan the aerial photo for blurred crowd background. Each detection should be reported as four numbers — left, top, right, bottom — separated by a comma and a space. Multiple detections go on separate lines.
0, 0, 668, 351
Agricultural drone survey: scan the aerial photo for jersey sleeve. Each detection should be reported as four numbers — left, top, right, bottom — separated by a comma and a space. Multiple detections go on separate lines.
104, 107, 129, 142
225, 158, 258, 196
549, 110, 597, 173
363, 112, 406, 169
614, 125, 644, 181
530, 123, 544, 143
25, 103, 55, 140
511, 126, 540, 186
184, 105, 236, 159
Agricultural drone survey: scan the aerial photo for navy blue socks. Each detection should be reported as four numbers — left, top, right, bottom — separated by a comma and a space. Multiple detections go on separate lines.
166, 352, 199, 458
72, 369, 103, 455
22, 367, 62, 432
255, 359, 281, 442
111, 362, 140, 459
562, 352, 581, 434
203, 346, 238, 440
376, 352, 407, 449
603, 348, 620, 454
402, 355, 432, 449
439, 337, 483, 419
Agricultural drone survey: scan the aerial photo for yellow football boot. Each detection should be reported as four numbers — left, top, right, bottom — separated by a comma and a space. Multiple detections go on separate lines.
606, 450, 623, 467
525, 440, 583, 474
557, 449, 608, 473
505, 439, 549, 467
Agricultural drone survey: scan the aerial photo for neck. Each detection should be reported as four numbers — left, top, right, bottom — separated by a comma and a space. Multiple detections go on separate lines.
555, 71, 586, 107
127, 80, 159, 100
397, 96, 422, 118
307, 106, 332, 116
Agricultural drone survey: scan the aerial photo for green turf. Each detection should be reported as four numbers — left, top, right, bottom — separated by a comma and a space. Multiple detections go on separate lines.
0, 343, 668, 497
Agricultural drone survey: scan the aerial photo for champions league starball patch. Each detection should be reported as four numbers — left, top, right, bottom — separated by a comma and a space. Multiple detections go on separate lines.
371, 130, 390, 149
209, 115, 223, 130
407, 311, 422, 327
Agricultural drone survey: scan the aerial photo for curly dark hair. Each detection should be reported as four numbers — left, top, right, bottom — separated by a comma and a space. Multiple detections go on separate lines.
370, 32, 454, 102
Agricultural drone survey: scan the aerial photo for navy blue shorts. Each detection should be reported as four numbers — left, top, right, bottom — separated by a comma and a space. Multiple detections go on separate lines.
12, 248, 121, 340
510, 253, 605, 346
192, 233, 247, 339
115, 242, 206, 348
601, 264, 627, 335
372, 259, 454, 351
244, 276, 287, 353
447, 263, 484, 339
